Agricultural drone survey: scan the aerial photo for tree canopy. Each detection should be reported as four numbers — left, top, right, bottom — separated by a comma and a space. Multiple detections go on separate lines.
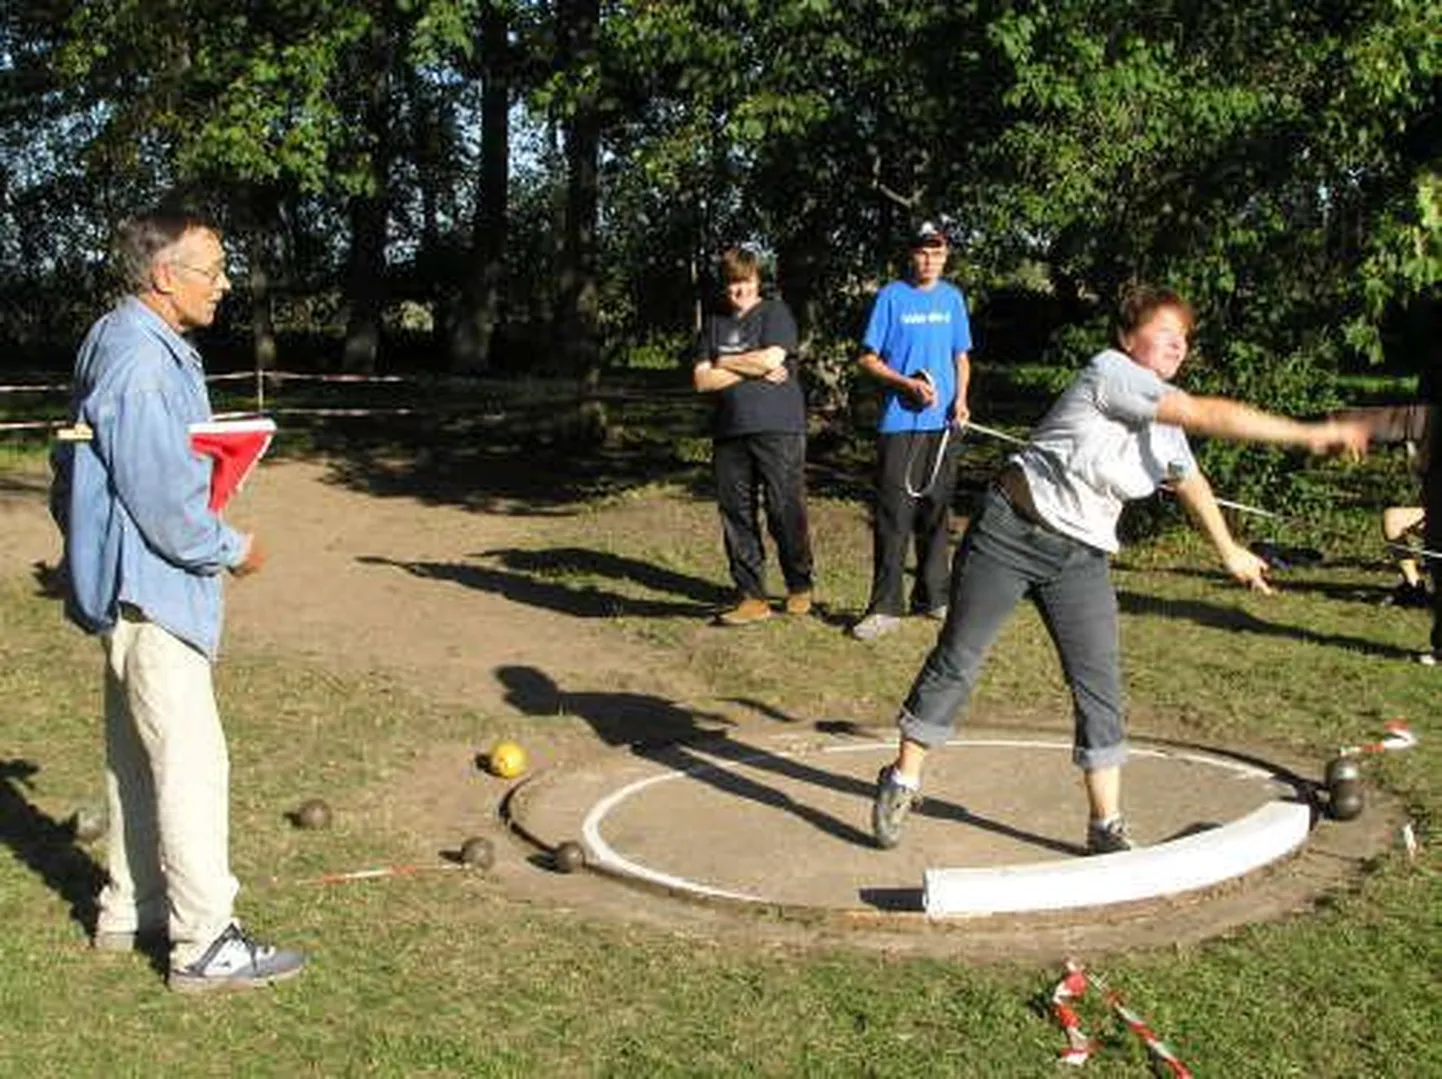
1, 0, 1436, 404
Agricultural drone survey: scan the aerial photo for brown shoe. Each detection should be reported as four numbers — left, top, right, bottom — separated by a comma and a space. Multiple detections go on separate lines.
718, 597, 772, 626
784, 591, 813, 616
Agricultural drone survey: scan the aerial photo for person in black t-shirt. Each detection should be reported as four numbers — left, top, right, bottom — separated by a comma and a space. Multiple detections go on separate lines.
693, 247, 814, 625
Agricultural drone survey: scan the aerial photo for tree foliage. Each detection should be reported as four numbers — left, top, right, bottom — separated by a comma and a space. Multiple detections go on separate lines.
0, 0, 1436, 438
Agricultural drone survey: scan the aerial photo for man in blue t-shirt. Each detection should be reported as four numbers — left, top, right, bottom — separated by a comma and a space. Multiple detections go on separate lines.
694, 247, 814, 625
851, 222, 973, 641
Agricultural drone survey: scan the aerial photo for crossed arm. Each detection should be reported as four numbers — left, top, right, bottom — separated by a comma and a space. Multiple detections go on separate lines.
694, 345, 789, 392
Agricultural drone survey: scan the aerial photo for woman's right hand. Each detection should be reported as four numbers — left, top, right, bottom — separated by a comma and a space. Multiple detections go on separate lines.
1307, 419, 1369, 459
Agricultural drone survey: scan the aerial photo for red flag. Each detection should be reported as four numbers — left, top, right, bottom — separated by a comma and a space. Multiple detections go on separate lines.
188, 418, 276, 511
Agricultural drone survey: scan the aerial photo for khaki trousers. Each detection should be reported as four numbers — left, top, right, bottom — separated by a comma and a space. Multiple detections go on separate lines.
99, 610, 238, 966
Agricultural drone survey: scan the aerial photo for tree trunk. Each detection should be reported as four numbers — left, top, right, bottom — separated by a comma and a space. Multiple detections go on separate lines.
244, 188, 280, 378
341, 13, 393, 373
342, 191, 387, 373
451, 2, 511, 373
555, 0, 602, 386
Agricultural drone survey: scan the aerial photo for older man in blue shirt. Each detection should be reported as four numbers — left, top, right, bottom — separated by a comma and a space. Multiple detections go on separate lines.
51, 206, 304, 992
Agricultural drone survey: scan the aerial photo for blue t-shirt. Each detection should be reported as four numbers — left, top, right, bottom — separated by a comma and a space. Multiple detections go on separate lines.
861, 280, 972, 433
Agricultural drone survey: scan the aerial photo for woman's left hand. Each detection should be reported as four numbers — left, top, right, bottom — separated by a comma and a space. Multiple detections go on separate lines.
1224, 544, 1273, 593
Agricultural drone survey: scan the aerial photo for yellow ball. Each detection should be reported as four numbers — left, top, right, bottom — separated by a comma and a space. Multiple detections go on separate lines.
490, 740, 527, 779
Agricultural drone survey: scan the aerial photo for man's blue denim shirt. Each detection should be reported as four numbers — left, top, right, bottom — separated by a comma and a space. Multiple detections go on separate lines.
51, 297, 248, 659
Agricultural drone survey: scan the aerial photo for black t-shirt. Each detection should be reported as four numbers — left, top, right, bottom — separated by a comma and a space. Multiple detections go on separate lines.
695, 297, 804, 437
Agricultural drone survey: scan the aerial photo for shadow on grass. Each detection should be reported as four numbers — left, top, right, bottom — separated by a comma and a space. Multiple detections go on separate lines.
498, 667, 1080, 860
318, 438, 707, 516
31, 559, 65, 600
477, 547, 724, 606
358, 549, 729, 620
1133, 563, 1401, 604
1116, 589, 1413, 659
0, 760, 104, 937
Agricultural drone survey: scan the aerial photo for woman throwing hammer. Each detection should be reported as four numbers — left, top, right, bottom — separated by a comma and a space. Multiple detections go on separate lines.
871, 285, 1369, 854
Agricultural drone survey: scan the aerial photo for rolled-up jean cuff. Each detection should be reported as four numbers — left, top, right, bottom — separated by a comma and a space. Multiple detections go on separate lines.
897, 706, 953, 749
1076, 741, 1128, 771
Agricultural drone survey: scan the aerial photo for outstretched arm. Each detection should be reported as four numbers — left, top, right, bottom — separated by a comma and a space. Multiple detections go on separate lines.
1171, 469, 1273, 593
1155, 393, 1369, 457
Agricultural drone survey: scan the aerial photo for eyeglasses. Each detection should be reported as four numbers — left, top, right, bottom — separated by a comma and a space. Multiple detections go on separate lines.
170, 261, 230, 285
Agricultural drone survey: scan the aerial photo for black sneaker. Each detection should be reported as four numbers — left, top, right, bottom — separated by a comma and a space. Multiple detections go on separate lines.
871, 766, 922, 850
1086, 817, 1135, 855
169, 922, 306, 994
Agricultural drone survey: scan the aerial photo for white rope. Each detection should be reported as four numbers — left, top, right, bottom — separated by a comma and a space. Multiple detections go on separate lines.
960, 419, 1028, 447
903, 425, 952, 498
0, 382, 69, 394
1388, 541, 1442, 564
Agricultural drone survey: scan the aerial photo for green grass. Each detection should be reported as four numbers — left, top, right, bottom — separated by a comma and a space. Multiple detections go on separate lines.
2, 455, 1439, 1077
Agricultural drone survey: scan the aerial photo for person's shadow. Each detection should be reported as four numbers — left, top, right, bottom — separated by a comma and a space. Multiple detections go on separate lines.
1115, 588, 1413, 658
497, 664, 876, 844
359, 549, 727, 620
496, 667, 1079, 858
31, 560, 66, 600
0, 760, 105, 941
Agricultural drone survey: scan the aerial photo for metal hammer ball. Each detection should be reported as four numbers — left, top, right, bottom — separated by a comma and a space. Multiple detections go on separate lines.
1328, 779, 1365, 822
1324, 755, 1362, 788
552, 840, 585, 874
294, 798, 333, 830
459, 836, 495, 869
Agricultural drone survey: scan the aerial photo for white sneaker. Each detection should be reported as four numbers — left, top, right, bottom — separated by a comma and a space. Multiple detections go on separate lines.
169, 922, 305, 994
850, 613, 902, 641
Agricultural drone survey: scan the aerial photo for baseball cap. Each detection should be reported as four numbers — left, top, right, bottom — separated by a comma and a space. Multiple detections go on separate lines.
910, 221, 949, 249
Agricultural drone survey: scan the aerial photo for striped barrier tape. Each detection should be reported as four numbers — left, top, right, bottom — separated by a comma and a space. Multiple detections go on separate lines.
1051, 960, 1193, 1076
1339, 720, 1417, 758
0, 370, 417, 397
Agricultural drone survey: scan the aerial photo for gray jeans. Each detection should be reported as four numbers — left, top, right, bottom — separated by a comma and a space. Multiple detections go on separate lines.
898, 486, 1128, 771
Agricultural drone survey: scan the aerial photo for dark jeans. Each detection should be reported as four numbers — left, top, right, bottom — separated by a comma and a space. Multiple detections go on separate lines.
865, 430, 961, 616
898, 486, 1128, 771
714, 432, 813, 599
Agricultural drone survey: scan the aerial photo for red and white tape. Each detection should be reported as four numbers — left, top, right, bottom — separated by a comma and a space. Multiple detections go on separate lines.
1051, 960, 1193, 1076
1339, 720, 1417, 757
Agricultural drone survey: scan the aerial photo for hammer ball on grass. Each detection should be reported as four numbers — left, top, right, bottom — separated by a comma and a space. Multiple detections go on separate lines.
294, 798, 333, 830
459, 836, 495, 869
552, 840, 585, 874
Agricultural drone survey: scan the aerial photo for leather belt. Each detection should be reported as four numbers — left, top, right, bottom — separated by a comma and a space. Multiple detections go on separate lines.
995, 466, 1051, 530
